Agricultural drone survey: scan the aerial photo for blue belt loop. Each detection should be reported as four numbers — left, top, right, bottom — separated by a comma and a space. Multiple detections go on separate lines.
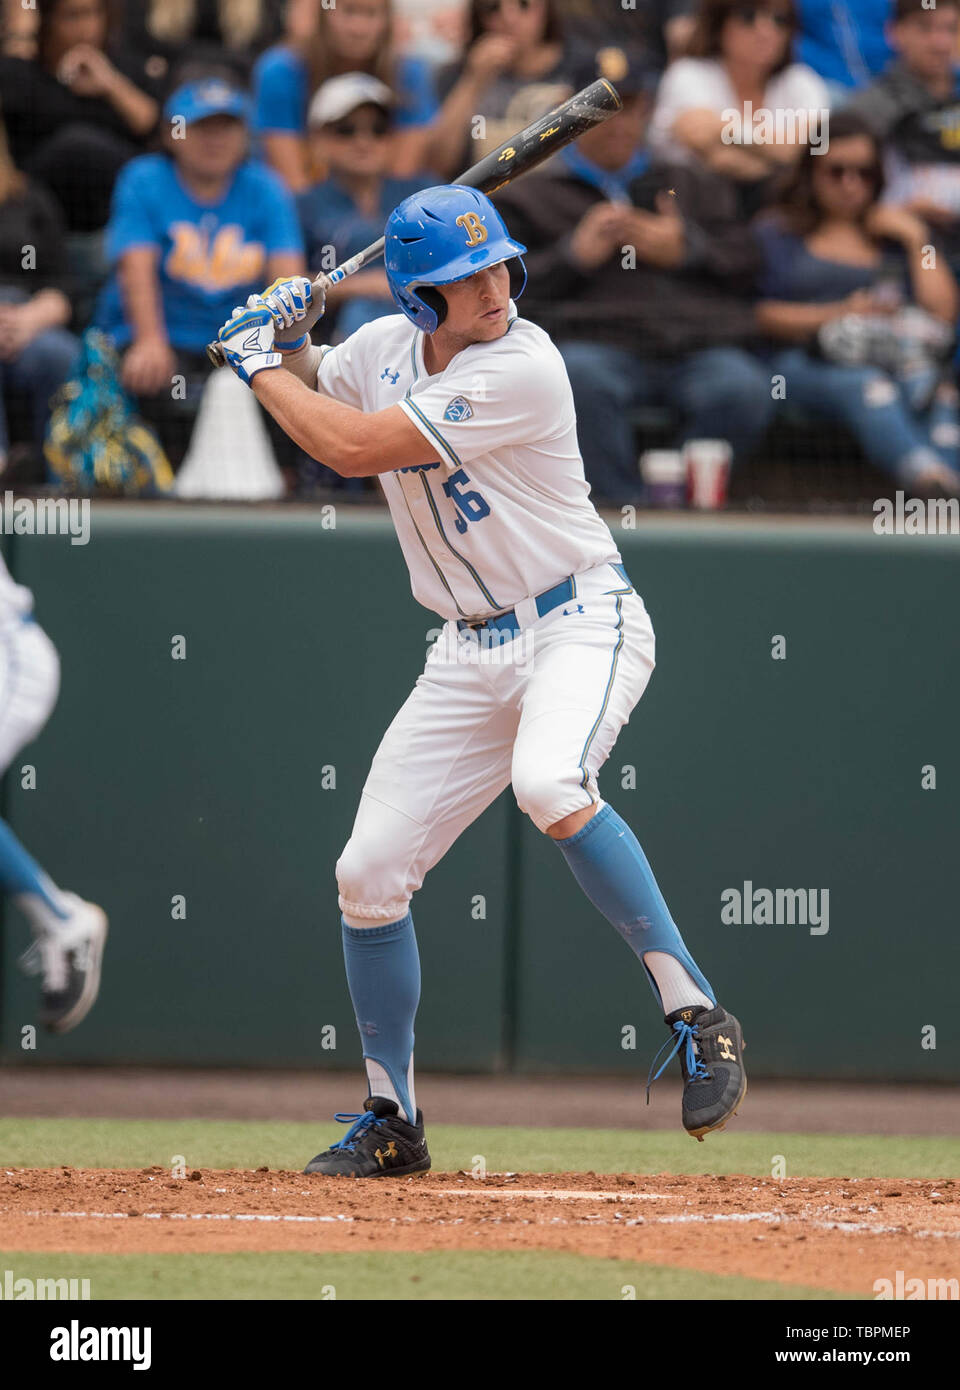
457, 572, 576, 638
611, 562, 632, 589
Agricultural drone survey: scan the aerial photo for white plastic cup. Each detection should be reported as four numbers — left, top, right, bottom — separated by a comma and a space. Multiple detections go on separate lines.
640, 449, 687, 508
684, 438, 732, 510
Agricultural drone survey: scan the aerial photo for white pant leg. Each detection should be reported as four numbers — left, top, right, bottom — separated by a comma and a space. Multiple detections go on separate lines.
0, 619, 60, 775
512, 579, 655, 832
337, 624, 519, 924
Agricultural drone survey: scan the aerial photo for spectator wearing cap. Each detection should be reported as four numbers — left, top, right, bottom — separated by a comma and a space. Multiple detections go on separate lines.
0, 0, 161, 233
252, 0, 439, 192
298, 74, 428, 341
493, 55, 773, 502
649, 0, 829, 214
429, 0, 579, 179
92, 75, 305, 469
848, 0, 960, 274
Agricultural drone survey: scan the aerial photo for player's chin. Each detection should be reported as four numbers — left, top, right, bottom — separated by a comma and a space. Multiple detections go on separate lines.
476, 308, 509, 337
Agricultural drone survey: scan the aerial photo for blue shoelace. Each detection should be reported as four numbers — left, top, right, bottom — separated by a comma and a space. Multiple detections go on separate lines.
329, 1111, 382, 1152
646, 1020, 710, 1104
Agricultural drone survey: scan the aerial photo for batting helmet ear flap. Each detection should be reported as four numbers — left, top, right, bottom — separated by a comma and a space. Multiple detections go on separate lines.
417, 285, 447, 328
508, 256, 527, 300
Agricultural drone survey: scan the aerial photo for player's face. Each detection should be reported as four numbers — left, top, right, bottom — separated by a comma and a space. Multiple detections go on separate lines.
176, 115, 248, 180
892, 10, 960, 83
436, 262, 512, 343
478, 0, 548, 46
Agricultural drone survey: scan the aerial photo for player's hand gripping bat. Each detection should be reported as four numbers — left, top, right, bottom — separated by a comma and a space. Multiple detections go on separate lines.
205, 78, 621, 367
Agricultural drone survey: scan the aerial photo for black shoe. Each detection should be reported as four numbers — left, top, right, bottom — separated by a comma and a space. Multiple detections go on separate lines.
19, 896, 109, 1034
647, 1004, 747, 1141
303, 1097, 431, 1177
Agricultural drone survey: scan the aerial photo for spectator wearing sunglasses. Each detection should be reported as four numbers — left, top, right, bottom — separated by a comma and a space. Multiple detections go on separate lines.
429, 0, 579, 179
252, 0, 438, 192
298, 73, 427, 340
849, 0, 960, 275
650, 0, 829, 211
756, 112, 960, 494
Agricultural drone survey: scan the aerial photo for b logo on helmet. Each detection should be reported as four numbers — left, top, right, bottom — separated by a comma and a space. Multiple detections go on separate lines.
455, 212, 488, 248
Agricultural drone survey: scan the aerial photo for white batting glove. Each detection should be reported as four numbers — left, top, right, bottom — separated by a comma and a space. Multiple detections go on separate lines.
216, 304, 282, 387
250, 275, 324, 352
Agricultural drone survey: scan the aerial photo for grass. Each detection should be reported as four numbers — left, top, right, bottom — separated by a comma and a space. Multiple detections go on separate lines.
0, 1249, 856, 1301
1, 1117, 957, 1179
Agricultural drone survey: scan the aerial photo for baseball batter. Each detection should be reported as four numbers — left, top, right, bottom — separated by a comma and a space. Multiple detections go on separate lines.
217, 184, 747, 1177
0, 553, 107, 1033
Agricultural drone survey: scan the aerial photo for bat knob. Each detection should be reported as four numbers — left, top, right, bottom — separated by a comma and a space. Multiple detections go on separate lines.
206, 341, 225, 368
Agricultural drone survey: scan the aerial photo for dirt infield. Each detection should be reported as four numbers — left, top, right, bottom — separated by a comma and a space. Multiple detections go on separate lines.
3, 1168, 958, 1296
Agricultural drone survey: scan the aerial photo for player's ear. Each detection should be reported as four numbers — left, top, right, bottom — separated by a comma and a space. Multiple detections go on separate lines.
419, 286, 447, 328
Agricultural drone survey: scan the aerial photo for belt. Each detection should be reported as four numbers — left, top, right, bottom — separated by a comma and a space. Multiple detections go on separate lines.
457, 563, 631, 639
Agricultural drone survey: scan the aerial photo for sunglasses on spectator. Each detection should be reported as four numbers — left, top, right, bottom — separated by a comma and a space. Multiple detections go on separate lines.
330, 115, 390, 138
822, 162, 880, 183
477, 0, 535, 16
731, 5, 792, 28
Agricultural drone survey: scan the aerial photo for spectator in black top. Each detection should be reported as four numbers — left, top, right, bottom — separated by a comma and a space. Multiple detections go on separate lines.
0, 107, 77, 472
493, 52, 774, 502
429, 0, 579, 179
0, 0, 161, 232
848, 0, 960, 271
121, 0, 286, 92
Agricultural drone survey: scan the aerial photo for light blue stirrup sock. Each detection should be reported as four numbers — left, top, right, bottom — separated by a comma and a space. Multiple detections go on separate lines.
341, 913, 420, 1122
554, 803, 715, 1010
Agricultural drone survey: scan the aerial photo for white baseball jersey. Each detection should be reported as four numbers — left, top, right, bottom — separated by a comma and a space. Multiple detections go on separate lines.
315, 304, 622, 620
0, 551, 34, 624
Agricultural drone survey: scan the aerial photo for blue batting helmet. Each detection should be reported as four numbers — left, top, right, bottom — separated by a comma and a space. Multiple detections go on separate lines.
384, 185, 527, 333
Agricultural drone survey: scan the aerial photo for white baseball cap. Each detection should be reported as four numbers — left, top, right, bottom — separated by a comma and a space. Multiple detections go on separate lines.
308, 72, 394, 128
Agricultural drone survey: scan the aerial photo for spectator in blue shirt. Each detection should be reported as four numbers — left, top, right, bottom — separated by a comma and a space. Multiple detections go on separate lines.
253, 0, 439, 192
93, 74, 304, 467
298, 73, 427, 340
795, 0, 892, 94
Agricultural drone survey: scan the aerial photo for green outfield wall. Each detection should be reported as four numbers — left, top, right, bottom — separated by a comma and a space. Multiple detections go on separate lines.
0, 505, 956, 1081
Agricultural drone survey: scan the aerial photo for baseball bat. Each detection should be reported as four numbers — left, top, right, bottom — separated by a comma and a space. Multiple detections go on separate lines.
205, 78, 622, 367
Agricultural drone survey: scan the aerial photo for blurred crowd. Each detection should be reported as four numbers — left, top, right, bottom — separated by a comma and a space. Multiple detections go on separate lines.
2, 0, 960, 505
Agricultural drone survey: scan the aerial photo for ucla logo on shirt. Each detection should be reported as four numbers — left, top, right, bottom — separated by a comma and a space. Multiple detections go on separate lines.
443, 396, 473, 422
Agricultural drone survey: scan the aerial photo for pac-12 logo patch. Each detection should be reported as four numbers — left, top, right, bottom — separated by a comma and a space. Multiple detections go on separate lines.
444, 396, 473, 422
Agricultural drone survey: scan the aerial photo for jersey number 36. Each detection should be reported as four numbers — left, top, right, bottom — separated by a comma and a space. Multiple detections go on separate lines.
442, 468, 491, 535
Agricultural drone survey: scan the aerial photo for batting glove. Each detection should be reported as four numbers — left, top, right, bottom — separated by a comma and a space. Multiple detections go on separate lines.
216, 305, 282, 387
250, 275, 324, 352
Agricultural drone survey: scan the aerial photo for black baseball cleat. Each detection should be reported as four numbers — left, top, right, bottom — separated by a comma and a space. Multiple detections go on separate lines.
19, 895, 109, 1035
647, 1003, 747, 1141
303, 1097, 431, 1177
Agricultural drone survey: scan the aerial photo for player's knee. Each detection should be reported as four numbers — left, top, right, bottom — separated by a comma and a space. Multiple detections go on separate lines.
335, 834, 410, 925
511, 763, 577, 832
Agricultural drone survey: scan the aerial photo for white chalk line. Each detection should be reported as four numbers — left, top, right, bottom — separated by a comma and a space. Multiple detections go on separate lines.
6, 1205, 958, 1240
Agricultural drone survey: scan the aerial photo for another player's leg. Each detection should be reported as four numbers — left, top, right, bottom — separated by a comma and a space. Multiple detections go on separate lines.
0, 618, 107, 1033
1, 638, 107, 1036
304, 639, 516, 1176
512, 567, 746, 1140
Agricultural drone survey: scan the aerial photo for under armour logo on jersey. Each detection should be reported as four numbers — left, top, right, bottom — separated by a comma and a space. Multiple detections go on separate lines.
443, 396, 473, 422
380, 367, 400, 384
455, 212, 487, 247
562, 604, 585, 616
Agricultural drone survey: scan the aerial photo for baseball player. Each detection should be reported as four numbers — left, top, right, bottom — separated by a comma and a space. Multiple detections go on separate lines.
0, 553, 107, 1032
217, 185, 746, 1177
